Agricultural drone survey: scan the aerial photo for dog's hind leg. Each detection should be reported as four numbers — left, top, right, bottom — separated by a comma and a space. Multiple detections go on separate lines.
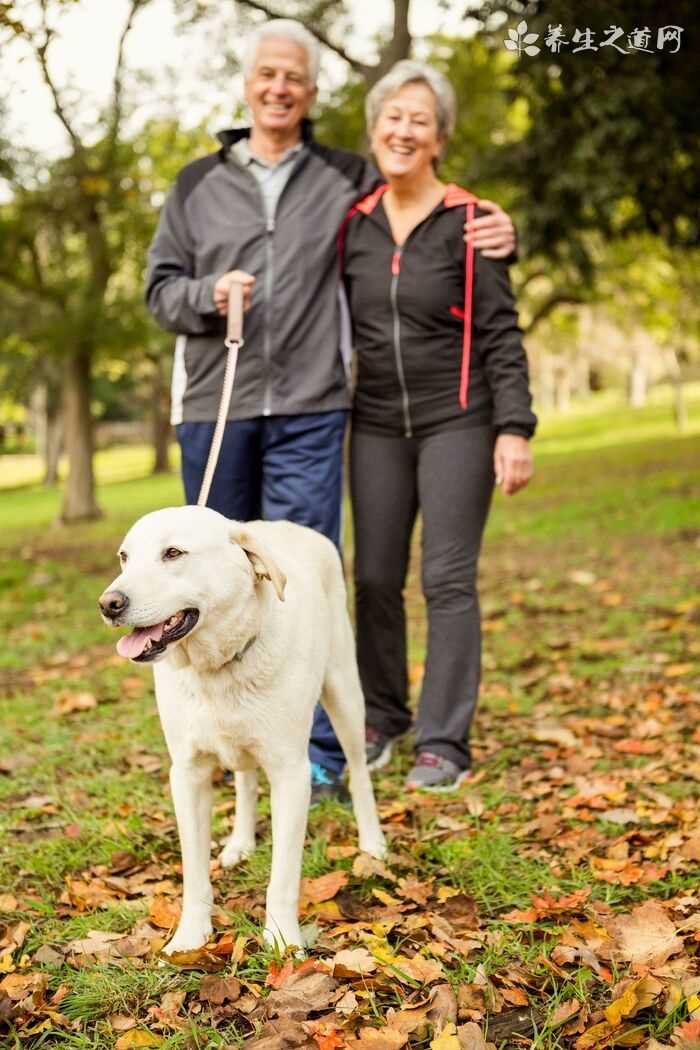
263, 759, 310, 951
164, 754, 217, 954
220, 770, 258, 867
321, 625, 386, 860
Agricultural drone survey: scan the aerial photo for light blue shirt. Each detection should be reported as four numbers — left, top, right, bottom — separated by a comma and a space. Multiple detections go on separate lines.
232, 138, 304, 226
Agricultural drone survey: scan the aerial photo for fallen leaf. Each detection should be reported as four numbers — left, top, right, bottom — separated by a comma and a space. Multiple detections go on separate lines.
347, 1027, 407, 1050
431, 1022, 461, 1050
110, 1015, 138, 1032
455, 1022, 490, 1050
149, 896, 181, 930
198, 974, 241, 1004
548, 1000, 581, 1028
266, 971, 337, 1018
352, 854, 396, 881
315, 1032, 345, 1050
115, 1031, 163, 1049
299, 872, 349, 910
607, 902, 683, 967
53, 690, 97, 716
331, 948, 377, 977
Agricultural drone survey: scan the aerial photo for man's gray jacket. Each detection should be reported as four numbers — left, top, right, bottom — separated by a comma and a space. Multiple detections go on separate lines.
145, 123, 377, 423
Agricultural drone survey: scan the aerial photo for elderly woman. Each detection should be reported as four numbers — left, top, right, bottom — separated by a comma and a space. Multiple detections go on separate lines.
342, 61, 537, 790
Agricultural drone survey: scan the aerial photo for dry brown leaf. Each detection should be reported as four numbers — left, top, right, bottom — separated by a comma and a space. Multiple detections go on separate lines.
607, 902, 684, 967
110, 1015, 138, 1032
548, 1000, 581, 1028
149, 896, 181, 930
456, 1022, 491, 1050
300, 871, 349, 911
53, 690, 97, 716
266, 971, 337, 1018
352, 854, 396, 881
347, 1026, 408, 1050
331, 948, 377, 977
0, 895, 18, 912
198, 974, 241, 1004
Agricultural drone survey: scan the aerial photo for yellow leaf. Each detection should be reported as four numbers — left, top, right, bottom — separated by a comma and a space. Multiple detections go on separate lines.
430, 1022, 461, 1050
687, 993, 700, 1016
605, 981, 641, 1025
372, 889, 401, 906
115, 1031, 163, 1049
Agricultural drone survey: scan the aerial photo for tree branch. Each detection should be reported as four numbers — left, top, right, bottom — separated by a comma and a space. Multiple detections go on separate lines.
235, 0, 374, 78
35, 0, 84, 159
107, 0, 149, 169
524, 293, 585, 334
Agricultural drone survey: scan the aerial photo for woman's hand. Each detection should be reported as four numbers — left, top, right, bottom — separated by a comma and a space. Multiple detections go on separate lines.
464, 200, 516, 259
213, 270, 256, 315
494, 434, 533, 495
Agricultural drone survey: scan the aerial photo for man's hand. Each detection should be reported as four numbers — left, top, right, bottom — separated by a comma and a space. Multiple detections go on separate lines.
494, 434, 533, 496
213, 270, 256, 315
464, 200, 516, 259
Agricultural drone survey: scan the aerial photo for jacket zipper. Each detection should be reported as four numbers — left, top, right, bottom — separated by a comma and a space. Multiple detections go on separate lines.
241, 153, 307, 417
390, 247, 412, 438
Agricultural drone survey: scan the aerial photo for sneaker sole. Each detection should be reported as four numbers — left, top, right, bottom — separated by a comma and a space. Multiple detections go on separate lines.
367, 739, 394, 771
404, 768, 473, 793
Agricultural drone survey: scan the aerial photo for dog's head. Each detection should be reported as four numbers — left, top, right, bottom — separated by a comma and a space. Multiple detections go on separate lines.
98, 506, 286, 668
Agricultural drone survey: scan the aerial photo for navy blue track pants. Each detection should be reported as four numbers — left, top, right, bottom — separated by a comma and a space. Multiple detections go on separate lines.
176, 411, 348, 773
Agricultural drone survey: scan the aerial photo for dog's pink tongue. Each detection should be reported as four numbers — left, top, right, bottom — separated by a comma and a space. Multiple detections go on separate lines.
116, 622, 165, 659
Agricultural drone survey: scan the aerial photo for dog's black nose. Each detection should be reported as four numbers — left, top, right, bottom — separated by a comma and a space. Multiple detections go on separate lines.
99, 590, 129, 619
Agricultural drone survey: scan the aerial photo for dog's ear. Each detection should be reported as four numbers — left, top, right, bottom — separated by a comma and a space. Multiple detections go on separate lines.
230, 526, 286, 602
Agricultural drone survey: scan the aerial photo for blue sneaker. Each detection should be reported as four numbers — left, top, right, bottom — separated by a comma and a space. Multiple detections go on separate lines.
310, 762, 351, 806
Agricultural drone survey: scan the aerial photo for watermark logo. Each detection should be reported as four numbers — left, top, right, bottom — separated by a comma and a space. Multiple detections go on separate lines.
503, 22, 684, 56
504, 20, 541, 56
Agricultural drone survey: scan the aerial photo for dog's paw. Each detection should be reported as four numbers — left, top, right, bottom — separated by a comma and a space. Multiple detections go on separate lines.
219, 837, 255, 868
263, 921, 305, 955
359, 834, 388, 861
162, 921, 213, 956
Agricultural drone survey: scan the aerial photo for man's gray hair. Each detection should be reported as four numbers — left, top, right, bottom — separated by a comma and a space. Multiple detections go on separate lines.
242, 19, 321, 83
365, 60, 457, 139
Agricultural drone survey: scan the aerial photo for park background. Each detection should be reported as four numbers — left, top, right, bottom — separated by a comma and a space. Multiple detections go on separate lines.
0, 1, 699, 1048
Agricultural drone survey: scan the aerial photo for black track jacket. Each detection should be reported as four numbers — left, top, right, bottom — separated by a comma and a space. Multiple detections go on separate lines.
343, 183, 537, 439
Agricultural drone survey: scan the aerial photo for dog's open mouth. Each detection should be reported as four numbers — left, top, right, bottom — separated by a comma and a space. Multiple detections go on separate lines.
116, 609, 199, 662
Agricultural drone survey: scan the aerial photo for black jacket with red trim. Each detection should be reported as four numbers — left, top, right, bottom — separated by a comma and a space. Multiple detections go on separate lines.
342, 183, 537, 439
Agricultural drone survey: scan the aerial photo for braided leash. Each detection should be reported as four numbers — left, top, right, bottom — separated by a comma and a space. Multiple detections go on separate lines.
197, 280, 245, 507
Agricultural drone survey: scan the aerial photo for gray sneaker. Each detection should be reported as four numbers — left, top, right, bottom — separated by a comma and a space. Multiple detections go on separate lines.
404, 751, 472, 792
366, 726, 397, 770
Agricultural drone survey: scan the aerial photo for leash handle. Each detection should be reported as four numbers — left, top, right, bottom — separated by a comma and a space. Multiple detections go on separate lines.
197, 279, 246, 508
226, 279, 245, 347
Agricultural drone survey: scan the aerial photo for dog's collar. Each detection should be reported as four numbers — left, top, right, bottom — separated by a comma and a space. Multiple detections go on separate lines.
233, 635, 257, 662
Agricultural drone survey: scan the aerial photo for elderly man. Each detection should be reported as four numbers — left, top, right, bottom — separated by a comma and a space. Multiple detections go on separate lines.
145, 19, 517, 802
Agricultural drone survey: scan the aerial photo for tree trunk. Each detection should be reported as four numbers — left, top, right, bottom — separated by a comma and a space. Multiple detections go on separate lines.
665, 348, 687, 432
627, 344, 648, 407
150, 356, 172, 474
59, 347, 101, 522
44, 408, 63, 486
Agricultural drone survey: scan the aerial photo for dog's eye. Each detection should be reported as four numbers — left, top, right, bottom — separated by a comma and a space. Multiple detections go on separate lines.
163, 547, 185, 561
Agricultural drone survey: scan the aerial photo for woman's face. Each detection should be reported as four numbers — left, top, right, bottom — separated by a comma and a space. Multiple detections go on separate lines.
371, 82, 444, 182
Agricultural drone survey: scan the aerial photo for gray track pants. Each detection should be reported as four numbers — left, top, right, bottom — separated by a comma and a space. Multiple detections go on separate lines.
350, 424, 495, 769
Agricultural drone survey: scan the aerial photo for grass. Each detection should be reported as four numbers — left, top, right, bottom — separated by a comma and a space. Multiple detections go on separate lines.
0, 389, 699, 1048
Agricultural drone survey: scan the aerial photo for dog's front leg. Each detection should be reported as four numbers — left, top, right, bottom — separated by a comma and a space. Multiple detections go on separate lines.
264, 759, 310, 951
164, 754, 217, 954
220, 770, 258, 866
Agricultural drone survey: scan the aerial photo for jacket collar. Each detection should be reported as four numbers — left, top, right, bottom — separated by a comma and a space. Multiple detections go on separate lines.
216, 117, 315, 153
353, 181, 478, 215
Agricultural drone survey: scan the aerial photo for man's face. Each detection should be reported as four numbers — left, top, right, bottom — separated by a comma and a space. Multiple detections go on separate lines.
245, 37, 316, 136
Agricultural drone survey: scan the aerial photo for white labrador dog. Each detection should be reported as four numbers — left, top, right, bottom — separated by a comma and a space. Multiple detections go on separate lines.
99, 505, 385, 953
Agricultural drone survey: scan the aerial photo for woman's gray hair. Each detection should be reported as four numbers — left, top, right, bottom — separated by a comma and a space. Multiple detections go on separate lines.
365, 60, 456, 139
242, 19, 321, 83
